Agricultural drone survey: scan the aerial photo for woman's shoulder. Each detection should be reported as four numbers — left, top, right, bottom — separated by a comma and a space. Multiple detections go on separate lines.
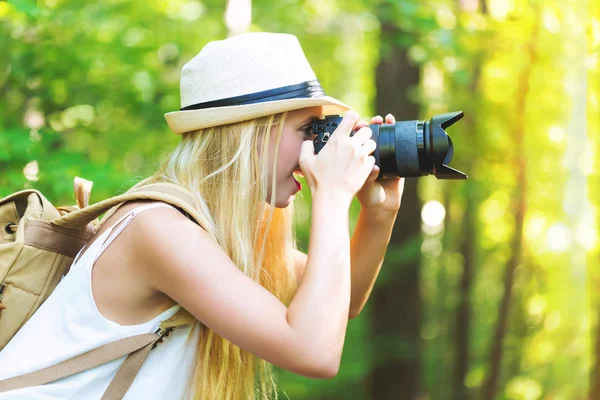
102, 198, 207, 281
122, 200, 217, 295
91, 199, 201, 260
120, 200, 209, 257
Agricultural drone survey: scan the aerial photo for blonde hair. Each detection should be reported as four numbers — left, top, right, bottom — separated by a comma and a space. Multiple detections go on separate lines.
141, 111, 300, 399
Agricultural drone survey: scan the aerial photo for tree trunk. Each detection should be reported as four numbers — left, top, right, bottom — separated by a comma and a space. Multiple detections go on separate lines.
591, 300, 600, 399
453, 190, 476, 400
480, 11, 539, 400
369, 20, 423, 400
452, 1, 487, 397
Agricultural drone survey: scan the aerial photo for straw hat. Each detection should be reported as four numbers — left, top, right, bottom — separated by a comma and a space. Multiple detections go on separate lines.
164, 32, 352, 134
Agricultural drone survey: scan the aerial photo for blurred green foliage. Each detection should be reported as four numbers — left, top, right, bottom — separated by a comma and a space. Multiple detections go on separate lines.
1, 0, 598, 399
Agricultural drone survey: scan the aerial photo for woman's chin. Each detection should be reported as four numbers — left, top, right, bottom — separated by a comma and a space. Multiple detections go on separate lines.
279, 190, 297, 208
264, 179, 300, 208
278, 199, 292, 208
265, 193, 293, 209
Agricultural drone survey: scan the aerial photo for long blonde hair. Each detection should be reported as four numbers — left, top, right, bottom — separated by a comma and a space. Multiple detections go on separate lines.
142, 111, 300, 399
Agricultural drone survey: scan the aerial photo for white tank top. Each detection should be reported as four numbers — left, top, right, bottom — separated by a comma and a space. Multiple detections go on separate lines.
0, 203, 201, 399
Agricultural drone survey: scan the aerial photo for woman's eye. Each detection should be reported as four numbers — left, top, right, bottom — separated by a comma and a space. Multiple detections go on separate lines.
302, 127, 313, 137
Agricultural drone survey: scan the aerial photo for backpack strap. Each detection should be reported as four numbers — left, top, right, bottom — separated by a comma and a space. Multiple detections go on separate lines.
51, 180, 215, 242
101, 309, 196, 399
73, 176, 93, 209
0, 308, 196, 399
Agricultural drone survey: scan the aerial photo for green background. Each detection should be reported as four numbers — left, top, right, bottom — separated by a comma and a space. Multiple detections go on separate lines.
1, 0, 598, 399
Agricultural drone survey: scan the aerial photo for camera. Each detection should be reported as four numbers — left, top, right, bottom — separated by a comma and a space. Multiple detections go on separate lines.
312, 111, 468, 180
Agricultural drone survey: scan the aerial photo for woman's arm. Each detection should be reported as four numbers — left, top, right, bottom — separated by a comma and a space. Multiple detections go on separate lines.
293, 113, 403, 319
293, 207, 398, 319
134, 193, 353, 379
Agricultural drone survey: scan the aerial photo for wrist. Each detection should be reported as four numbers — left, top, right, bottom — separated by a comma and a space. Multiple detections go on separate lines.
312, 189, 353, 211
359, 205, 398, 224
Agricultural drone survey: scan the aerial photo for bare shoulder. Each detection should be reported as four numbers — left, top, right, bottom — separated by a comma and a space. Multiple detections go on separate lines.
96, 200, 202, 279
130, 201, 207, 243
127, 203, 213, 289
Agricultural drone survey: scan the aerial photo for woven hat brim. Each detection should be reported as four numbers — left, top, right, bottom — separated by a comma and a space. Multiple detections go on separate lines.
164, 96, 352, 134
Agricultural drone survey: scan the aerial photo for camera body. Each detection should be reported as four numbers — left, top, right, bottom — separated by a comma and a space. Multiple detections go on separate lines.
311, 112, 468, 180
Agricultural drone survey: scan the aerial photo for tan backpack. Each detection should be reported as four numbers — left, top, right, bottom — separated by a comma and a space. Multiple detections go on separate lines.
0, 176, 207, 399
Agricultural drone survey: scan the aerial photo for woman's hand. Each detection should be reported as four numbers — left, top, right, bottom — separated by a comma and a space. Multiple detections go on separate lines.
353, 114, 405, 215
299, 110, 376, 207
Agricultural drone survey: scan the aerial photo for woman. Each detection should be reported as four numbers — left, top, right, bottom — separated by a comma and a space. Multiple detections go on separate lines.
0, 32, 404, 399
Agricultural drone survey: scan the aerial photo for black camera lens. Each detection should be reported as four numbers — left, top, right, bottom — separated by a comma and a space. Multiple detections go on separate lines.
312, 111, 468, 180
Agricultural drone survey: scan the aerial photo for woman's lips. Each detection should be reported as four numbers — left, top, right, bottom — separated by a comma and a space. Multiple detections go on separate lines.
293, 169, 302, 191
293, 175, 302, 191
